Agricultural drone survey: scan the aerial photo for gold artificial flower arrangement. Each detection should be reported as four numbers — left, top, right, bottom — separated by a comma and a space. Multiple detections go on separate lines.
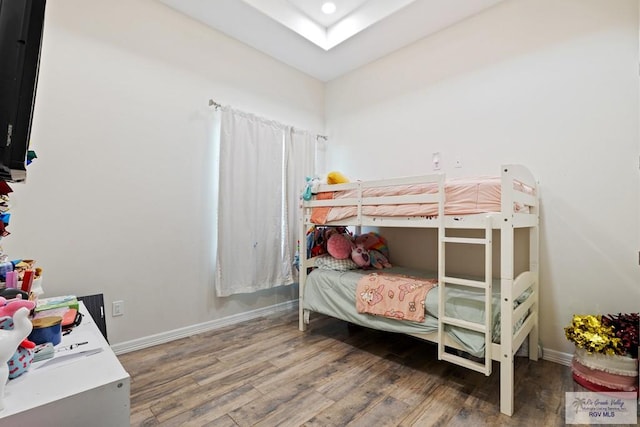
565, 313, 638, 358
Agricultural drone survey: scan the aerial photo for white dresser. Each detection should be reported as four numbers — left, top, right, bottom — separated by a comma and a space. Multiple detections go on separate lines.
0, 302, 130, 426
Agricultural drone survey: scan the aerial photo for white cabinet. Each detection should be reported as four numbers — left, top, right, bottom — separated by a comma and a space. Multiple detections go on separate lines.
0, 302, 130, 426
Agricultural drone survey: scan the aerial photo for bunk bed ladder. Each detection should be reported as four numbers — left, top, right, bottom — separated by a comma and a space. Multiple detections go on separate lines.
437, 216, 493, 376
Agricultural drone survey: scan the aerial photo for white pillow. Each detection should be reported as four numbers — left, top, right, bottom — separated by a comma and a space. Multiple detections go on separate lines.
314, 254, 358, 271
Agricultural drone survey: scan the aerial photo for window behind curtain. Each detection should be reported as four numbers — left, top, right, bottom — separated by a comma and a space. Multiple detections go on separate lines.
214, 107, 315, 297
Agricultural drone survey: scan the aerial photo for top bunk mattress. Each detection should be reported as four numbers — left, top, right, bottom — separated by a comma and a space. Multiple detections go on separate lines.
309, 176, 533, 225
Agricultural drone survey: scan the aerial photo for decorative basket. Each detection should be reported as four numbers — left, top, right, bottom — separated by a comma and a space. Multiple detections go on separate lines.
571, 348, 638, 393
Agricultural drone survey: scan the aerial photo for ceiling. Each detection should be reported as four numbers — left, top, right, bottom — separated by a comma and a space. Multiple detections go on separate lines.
157, 0, 505, 82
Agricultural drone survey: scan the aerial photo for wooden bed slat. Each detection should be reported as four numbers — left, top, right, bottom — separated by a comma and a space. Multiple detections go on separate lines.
512, 312, 537, 356
442, 316, 487, 333
442, 276, 488, 289
513, 294, 535, 328
442, 236, 490, 245
513, 191, 537, 207
513, 271, 537, 300
441, 352, 487, 374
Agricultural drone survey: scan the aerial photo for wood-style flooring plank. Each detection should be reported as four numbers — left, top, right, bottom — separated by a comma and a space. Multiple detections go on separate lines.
156, 383, 263, 427
228, 385, 334, 427
346, 395, 410, 427
399, 382, 471, 426
131, 374, 199, 410
313, 350, 389, 400
130, 407, 158, 427
251, 339, 371, 395
149, 371, 264, 423
305, 362, 403, 426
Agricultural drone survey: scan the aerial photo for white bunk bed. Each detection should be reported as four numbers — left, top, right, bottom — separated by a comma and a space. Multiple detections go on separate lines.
298, 164, 539, 416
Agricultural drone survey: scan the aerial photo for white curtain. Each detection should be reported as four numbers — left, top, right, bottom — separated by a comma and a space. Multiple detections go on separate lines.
214, 107, 315, 296
286, 128, 316, 280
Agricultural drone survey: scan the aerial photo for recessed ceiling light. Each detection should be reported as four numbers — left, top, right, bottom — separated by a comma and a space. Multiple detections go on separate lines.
321, 2, 337, 15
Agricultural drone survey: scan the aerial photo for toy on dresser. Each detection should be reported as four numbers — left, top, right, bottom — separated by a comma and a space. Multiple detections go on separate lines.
0, 307, 33, 411
0, 297, 37, 384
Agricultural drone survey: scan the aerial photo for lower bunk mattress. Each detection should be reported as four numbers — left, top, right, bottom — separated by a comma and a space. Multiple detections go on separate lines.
303, 266, 531, 358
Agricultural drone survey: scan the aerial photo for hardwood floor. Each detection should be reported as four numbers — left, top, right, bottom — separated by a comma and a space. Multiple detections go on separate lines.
118, 309, 580, 426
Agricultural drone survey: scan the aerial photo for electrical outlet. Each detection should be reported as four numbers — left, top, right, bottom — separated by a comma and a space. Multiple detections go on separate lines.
112, 300, 124, 317
432, 152, 441, 170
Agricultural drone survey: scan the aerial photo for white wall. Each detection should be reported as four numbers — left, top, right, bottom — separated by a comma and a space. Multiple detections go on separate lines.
325, 0, 640, 355
3, 0, 324, 344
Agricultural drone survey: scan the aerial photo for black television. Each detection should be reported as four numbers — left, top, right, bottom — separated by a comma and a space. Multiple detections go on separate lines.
0, 0, 46, 182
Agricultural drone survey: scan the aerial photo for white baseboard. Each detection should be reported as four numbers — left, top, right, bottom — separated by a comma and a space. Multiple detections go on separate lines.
542, 347, 573, 366
111, 299, 298, 355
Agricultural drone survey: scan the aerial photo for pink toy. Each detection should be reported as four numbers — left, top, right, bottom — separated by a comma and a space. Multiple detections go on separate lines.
0, 297, 36, 318
355, 232, 390, 258
351, 244, 370, 268
353, 232, 392, 269
327, 233, 353, 260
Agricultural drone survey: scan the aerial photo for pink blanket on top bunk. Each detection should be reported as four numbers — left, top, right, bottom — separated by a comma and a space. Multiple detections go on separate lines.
356, 273, 437, 322
311, 176, 533, 224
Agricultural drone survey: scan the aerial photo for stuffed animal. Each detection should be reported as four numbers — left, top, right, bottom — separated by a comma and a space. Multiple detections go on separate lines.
0, 307, 33, 408
327, 171, 349, 185
306, 226, 353, 259
369, 249, 392, 269
355, 232, 390, 259
307, 227, 326, 258
353, 232, 392, 269
0, 297, 35, 318
326, 233, 353, 260
351, 243, 370, 268
302, 176, 322, 201
0, 315, 34, 379
309, 227, 391, 270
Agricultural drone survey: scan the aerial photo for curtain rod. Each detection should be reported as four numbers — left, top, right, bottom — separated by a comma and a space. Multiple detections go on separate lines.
209, 98, 326, 140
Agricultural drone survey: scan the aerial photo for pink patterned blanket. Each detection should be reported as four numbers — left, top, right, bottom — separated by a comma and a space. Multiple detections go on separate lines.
356, 273, 437, 322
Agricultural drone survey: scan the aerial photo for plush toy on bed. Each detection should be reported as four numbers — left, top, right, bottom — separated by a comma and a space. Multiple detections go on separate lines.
307, 226, 354, 259
326, 232, 353, 260
316, 227, 392, 270
302, 176, 322, 201
350, 243, 370, 268
354, 232, 392, 269
326, 171, 349, 185
355, 232, 389, 257
368, 249, 391, 269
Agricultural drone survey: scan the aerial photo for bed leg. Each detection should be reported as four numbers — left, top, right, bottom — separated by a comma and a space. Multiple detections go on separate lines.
529, 323, 539, 361
500, 355, 514, 416
299, 308, 310, 332
299, 305, 307, 331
